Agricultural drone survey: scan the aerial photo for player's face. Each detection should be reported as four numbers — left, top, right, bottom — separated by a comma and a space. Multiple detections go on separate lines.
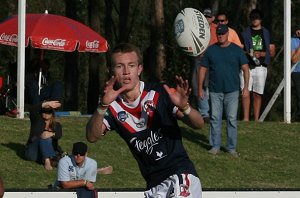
112, 51, 143, 91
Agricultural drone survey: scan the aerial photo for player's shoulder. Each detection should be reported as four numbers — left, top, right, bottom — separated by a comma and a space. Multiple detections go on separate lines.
144, 81, 164, 92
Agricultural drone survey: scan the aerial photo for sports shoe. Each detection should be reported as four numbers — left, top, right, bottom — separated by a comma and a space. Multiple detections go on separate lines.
208, 148, 220, 155
228, 150, 239, 158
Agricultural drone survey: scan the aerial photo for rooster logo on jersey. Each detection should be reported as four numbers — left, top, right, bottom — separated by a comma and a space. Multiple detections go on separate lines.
143, 100, 156, 114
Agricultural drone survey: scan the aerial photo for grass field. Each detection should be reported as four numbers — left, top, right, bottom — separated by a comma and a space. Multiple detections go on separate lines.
0, 115, 300, 190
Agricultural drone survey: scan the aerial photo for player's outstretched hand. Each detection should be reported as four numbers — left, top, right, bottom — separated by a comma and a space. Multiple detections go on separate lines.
101, 76, 128, 105
163, 75, 190, 109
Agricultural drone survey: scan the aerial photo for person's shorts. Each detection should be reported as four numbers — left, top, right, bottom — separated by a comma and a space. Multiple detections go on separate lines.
240, 66, 267, 94
144, 173, 202, 198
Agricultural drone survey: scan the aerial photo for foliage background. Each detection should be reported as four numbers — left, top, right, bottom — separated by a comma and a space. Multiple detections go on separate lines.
0, 0, 299, 119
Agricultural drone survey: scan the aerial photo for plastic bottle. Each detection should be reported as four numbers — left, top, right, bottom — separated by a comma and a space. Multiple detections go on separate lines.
250, 48, 261, 65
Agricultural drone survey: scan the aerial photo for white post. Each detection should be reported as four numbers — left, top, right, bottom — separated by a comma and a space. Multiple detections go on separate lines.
38, 68, 42, 95
284, 0, 291, 123
17, 0, 26, 119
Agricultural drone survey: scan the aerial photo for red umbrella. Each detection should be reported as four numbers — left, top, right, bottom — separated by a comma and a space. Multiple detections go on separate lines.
0, 12, 108, 53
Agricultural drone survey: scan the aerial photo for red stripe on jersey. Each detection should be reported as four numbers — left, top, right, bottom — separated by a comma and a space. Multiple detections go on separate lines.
179, 173, 191, 197
147, 91, 159, 128
184, 173, 190, 187
109, 105, 136, 133
116, 91, 147, 119
109, 89, 160, 134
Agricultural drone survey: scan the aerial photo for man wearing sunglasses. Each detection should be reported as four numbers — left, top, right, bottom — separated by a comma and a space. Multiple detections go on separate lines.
198, 24, 250, 157
55, 142, 112, 197
203, 8, 217, 46
56, 142, 97, 191
216, 13, 243, 48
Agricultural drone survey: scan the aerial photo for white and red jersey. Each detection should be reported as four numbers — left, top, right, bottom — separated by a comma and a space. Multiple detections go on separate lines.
103, 81, 198, 189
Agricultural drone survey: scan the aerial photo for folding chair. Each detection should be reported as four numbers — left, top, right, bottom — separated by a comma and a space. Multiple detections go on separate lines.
0, 75, 17, 117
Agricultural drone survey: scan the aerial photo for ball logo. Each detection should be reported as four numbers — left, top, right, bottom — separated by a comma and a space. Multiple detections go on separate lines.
193, 9, 206, 40
174, 19, 184, 38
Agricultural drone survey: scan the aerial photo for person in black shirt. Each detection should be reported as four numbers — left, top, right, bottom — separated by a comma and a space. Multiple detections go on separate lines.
25, 100, 62, 170
240, 9, 271, 121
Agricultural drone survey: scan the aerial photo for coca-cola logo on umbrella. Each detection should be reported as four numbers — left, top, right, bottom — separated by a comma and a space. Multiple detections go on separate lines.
0, 33, 18, 45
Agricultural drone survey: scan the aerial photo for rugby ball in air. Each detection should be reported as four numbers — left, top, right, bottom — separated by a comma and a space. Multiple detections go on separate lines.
174, 8, 210, 56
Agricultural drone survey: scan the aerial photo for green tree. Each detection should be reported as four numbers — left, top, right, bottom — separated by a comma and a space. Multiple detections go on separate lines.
64, 0, 79, 111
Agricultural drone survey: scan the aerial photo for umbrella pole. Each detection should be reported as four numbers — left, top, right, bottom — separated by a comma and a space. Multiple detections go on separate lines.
38, 68, 42, 95
16, 0, 26, 119
38, 50, 44, 96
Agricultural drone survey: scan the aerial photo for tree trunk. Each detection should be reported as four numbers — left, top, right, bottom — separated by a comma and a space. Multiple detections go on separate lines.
64, 0, 79, 110
119, 0, 130, 42
154, 0, 166, 81
87, 0, 106, 114
246, 0, 257, 23
232, 0, 244, 31
259, 0, 273, 33
104, 0, 113, 69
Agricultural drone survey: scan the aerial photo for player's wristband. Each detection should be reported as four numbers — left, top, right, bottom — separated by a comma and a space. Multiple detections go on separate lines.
97, 107, 107, 115
99, 101, 110, 108
179, 103, 191, 115
97, 101, 110, 115
182, 106, 191, 115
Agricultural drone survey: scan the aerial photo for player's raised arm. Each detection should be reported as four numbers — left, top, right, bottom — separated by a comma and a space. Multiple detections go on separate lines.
86, 76, 127, 142
164, 75, 204, 129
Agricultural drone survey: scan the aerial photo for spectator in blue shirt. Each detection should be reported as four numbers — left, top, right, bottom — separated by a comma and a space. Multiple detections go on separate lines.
55, 142, 112, 198
291, 24, 300, 121
199, 24, 249, 157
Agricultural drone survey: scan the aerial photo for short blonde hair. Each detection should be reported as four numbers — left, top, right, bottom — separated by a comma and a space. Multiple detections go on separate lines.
110, 43, 143, 66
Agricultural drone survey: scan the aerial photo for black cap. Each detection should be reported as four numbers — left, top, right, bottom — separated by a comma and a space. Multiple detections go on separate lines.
216, 24, 229, 34
72, 142, 88, 154
203, 8, 213, 17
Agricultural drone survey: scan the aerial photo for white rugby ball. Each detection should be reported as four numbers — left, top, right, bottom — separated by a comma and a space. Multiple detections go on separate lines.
174, 8, 210, 56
